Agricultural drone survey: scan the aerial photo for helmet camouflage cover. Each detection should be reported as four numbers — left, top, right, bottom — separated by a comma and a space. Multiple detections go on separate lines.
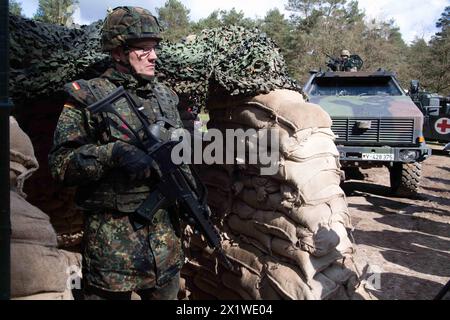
101, 6, 163, 52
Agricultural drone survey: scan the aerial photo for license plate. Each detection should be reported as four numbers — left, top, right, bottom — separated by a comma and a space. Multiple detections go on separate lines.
362, 153, 395, 161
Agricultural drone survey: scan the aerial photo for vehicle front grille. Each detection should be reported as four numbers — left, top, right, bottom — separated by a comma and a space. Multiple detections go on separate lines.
331, 118, 415, 144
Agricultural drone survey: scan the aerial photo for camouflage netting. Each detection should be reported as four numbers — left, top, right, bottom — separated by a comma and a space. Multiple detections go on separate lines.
9, 15, 108, 102
9, 15, 301, 106
181, 90, 363, 300
156, 26, 302, 107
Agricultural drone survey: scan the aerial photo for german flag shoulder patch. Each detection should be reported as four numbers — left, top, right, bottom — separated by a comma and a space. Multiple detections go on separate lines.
71, 82, 81, 91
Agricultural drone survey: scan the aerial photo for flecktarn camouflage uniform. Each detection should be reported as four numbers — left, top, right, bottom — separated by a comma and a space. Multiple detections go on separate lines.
48, 68, 184, 294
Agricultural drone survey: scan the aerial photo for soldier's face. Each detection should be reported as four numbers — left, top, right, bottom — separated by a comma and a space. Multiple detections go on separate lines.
127, 39, 159, 77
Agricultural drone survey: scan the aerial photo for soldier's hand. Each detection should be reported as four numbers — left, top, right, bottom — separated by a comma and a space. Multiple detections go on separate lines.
111, 140, 153, 181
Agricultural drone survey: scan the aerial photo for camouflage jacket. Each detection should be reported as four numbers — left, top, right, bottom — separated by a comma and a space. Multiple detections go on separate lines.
48, 69, 184, 292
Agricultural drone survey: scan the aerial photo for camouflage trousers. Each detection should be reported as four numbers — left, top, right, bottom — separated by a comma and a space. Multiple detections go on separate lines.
82, 209, 184, 292
83, 272, 180, 300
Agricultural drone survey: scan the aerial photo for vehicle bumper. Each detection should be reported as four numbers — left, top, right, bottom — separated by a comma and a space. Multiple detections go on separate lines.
337, 144, 432, 164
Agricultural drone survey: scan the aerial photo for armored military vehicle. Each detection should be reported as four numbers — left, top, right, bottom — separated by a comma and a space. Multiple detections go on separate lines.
408, 80, 450, 145
303, 70, 432, 197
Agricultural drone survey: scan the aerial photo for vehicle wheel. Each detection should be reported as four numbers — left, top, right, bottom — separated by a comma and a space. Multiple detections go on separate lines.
390, 162, 422, 197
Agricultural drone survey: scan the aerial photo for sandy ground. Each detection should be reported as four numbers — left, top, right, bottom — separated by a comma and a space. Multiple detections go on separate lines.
342, 144, 450, 300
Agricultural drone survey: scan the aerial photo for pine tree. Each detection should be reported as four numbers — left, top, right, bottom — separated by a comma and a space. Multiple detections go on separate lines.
9, 0, 23, 16
157, 0, 192, 42
33, 0, 79, 26
427, 6, 450, 93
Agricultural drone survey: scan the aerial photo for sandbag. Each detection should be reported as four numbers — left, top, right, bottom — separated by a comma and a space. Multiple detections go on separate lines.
280, 128, 339, 161
271, 238, 342, 281
11, 191, 57, 247
9, 116, 39, 197
277, 156, 341, 190
248, 90, 331, 130
227, 214, 272, 253
252, 210, 298, 245
12, 289, 74, 300
297, 225, 341, 257
11, 243, 71, 297
223, 242, 265, 276
309, 272, 339, 300
182, 89, 360, 300
264, 261, 314, 300
222, 267, 262, 300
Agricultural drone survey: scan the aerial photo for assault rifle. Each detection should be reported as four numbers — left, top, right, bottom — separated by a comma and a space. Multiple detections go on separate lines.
87, 86, 233, 270
325, 53, 342, 71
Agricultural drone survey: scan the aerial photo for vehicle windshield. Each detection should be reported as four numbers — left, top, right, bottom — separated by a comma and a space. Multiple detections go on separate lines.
308, 76, 403, 96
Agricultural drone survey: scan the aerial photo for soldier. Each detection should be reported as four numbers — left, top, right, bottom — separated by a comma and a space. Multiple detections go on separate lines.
48, 6, 184, 300
340, 50, 358, 72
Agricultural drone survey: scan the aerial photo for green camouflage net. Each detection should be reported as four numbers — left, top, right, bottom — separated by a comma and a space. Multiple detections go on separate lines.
9, 15, 109, 102
157, 26, 302, 107
9, 15, 302, 107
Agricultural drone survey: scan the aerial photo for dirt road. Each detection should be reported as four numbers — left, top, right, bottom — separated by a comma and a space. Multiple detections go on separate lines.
343, 145, 450, 300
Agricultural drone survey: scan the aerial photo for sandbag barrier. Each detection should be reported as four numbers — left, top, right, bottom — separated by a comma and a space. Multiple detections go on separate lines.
181, 90, 361, 300
9, 117, 82, 300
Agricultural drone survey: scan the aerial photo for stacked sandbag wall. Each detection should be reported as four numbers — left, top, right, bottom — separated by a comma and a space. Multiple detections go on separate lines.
181, 90, 361, 300
9, 117, 82, 300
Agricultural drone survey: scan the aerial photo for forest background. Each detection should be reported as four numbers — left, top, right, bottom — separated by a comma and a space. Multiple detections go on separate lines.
9, 0, 450, 95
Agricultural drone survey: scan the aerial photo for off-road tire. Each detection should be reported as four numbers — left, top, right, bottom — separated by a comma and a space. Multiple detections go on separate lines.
390, 162, 422, 197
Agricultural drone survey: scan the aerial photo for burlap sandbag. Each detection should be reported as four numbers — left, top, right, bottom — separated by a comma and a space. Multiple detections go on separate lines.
297, 225, 341, 257
193, 270, 242, 300
289, 196, 350, 232
309, 272, 339, 300
223, 241, 265, 276
322, 261, 359, 286
12, 289, 74, 300
236, 174, 281, 195
298, 174, 344, 205
222, 267, 262, 300
277, 156, 340, 189
9, 117, 39, 197
231, 199, 257, 220
208, 90, 331, 132
252, 210, 298, 245
204, 185, 233, 216
271, 238, 342, 281
197, 164, 234, 191
11, 243, 70, 297
279, 128, 339, 162
11, 191, 58, 247
264, 261, 314, 300
258, 276, 284, 299
297, 220, 353, 257
182, 89, 360, 300
227, 214, 272, 253
235, 188, 285, 213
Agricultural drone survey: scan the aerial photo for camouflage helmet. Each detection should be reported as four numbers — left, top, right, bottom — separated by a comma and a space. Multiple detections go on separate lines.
101, 6, 163, 52
341, 49, 350, 57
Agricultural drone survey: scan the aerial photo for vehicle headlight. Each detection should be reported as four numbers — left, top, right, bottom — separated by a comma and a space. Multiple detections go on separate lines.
399, 150, 418, 162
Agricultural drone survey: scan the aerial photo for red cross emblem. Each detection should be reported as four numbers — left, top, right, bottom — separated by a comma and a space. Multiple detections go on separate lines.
435, 118, 450, 134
